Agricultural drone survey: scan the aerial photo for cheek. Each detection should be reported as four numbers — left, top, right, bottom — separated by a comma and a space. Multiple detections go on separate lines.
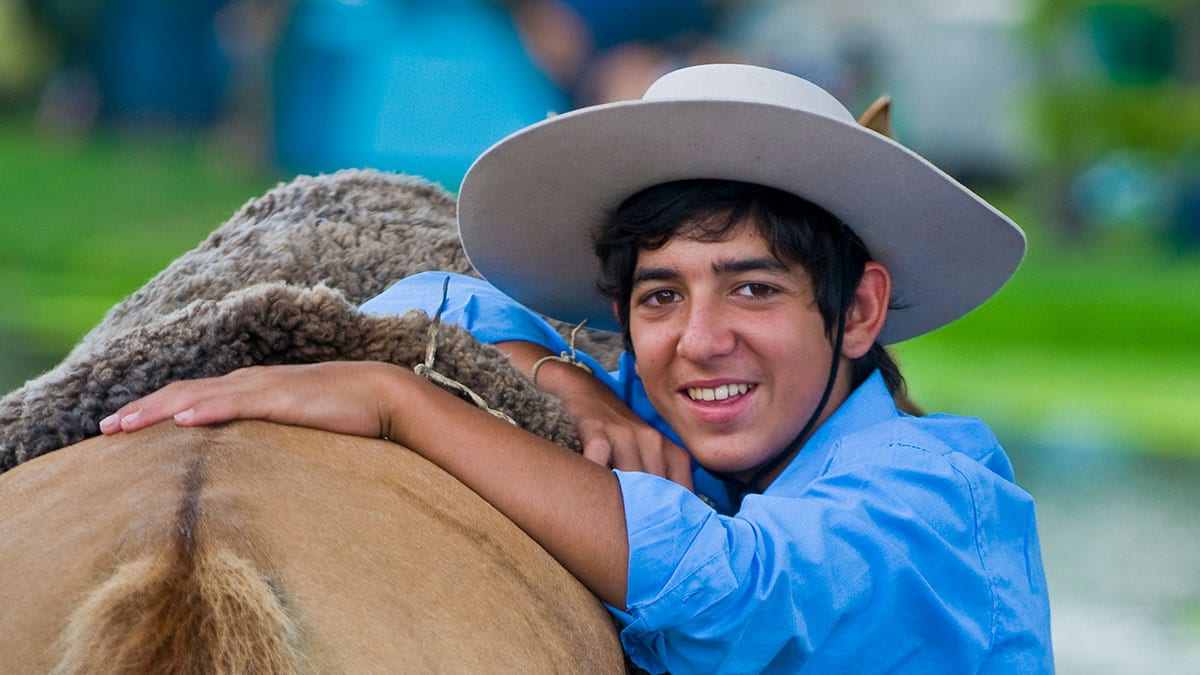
629, 325, 646, 378
752, 319, 832, 373
628, 323, 668, 378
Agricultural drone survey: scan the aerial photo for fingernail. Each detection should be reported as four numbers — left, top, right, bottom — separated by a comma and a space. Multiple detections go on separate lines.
99, 414, 118, 432
120, 410, 141, 428
174, 409, 194, 423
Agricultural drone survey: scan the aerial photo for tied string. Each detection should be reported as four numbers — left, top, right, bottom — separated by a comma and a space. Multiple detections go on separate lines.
414, 276, 518, 426
530, 319, 594, 384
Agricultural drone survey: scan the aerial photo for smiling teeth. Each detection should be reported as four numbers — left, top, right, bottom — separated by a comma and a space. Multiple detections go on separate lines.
687, 383, 752, 401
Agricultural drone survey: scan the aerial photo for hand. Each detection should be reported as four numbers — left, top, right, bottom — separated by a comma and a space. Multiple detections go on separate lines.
99, 362, 408, 438
101, 358, 636, 608
496, 341, 693, 490
562, 376, 694, 491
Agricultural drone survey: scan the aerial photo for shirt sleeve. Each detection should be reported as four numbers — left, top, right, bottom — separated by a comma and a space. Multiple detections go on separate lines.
610, 438, 1005, 674
359, 271, 613, 383
358, 271, 697, 455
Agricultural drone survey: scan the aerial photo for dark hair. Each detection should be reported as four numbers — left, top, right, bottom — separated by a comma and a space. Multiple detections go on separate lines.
592, 179, 906, 395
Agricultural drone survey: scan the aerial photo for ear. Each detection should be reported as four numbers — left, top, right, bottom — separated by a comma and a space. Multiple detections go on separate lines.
857, 95, 894, 139
841, 262, 890, 359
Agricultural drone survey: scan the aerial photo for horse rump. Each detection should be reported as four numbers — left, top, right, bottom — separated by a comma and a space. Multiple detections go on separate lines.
51, 545, 305, 675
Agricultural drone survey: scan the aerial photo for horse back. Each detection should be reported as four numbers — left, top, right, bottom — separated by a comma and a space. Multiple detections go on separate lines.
0, 421, 623, 673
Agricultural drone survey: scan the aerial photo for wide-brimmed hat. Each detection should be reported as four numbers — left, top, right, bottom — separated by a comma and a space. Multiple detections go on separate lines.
456, 63, 1025, 344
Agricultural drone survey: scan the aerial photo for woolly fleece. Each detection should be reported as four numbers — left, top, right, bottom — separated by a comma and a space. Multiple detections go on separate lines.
0, 169, 620, 472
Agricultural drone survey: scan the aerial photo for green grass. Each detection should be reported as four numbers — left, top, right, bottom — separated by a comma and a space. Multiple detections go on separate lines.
2, 119, 1199, 456
894, 204, 1200, 456
0, 120, 281, 347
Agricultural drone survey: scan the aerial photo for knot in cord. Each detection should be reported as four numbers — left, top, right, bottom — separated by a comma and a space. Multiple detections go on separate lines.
530, 319, 594, 384
414, 276, 518, 426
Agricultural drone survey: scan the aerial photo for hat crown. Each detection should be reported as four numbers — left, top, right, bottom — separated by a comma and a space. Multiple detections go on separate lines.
643, 64, 856, 125
460, 63, 1025, 343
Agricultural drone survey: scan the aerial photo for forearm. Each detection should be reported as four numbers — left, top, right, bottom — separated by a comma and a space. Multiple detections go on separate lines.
100, 359, 632, 607
495, 340, 591, 399
363, 275, 615, 401
379, 365, 631, 608
496, 340, 694, 489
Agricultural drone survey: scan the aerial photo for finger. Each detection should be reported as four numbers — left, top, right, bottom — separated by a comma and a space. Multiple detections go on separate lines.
110, 390, 234, 433
635, 431, 668, 478
99, 381, 206, 434
101, 370, 268, 434
153, 368, 302, 429
607, 428, 645, 473
582, 435, 615, 469
163, 390, 262, 428
665, 445, 694, 491
98, 411, 127, 434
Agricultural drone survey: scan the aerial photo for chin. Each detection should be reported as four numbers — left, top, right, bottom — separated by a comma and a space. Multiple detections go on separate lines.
687, 443, 766, 477
682, 429, 794, 477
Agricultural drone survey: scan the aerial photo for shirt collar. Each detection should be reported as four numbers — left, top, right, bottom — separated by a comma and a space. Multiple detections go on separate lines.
764, 370, 899, 494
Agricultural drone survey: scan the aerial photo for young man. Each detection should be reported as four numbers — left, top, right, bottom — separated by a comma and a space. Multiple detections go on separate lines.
102, 64, 1053, 672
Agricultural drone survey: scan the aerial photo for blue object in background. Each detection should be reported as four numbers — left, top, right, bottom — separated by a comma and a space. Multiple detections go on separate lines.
560, 0, 713, 51
1171, 151, 1200, 251
273, 0, 569, 191
93, 0, 231, 125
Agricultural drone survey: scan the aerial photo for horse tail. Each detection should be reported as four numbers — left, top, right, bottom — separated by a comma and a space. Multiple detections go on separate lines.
50, 545, 305, 675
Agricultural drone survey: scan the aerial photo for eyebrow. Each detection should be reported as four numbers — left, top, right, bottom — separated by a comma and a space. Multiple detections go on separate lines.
632, 256, 790, 285
713, 257, 790, 276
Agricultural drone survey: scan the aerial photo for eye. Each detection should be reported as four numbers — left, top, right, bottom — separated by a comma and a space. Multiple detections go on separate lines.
734, 283, 777, 299
640, 289, 681, 307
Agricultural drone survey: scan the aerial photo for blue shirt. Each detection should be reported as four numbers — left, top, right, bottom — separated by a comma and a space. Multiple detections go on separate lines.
361, 271, 1054, 673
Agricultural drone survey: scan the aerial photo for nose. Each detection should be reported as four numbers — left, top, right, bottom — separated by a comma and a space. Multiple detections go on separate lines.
675, 297, 736, 364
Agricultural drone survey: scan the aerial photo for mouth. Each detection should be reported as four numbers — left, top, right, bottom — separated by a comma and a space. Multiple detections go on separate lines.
684, 383, 755, 402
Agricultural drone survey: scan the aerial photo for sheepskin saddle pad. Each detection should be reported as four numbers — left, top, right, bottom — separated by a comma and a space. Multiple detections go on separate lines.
0, 169, 620, 472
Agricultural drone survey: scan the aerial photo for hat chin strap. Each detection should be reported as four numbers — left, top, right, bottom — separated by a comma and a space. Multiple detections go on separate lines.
718, 309, 845, 510
716, 235, 853, 510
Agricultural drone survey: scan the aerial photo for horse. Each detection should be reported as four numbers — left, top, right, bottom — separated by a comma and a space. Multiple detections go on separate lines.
0, 420, 625, 673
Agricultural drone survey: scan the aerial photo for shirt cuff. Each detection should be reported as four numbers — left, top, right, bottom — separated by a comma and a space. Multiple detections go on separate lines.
614, 470, 741, 634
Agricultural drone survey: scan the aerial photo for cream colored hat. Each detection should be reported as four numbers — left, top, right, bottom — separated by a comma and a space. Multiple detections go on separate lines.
457, 63, 1025, 343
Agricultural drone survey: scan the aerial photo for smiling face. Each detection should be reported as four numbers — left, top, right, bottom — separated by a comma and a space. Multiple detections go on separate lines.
628, 222, 855, 482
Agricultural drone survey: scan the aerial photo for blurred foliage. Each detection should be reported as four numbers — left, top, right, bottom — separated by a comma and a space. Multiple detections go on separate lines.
896, 193, 1200, 458
0, 0, 54, 103
1027, 1, 1200, 158
1030, 0, 1192, 27
1033, 83, 1200, 162
1023, 0, 1200, 243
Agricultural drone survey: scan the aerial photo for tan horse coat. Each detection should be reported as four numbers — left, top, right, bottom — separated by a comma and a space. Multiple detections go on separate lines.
0, 421, 624, 673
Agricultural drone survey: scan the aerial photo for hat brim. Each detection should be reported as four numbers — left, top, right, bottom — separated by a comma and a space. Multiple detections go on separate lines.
458, 98, 1025, 344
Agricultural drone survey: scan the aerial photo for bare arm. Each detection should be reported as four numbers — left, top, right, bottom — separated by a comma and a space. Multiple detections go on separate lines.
358, 272, 689, 486
495, 340, 693, 489
100, 362, 631, 607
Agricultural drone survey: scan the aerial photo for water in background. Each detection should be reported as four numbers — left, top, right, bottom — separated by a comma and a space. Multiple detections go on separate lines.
1010, 438, 1200, 674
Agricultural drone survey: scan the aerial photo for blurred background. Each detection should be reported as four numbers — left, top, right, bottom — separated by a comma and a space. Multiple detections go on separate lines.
1, 0, 1198, 671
